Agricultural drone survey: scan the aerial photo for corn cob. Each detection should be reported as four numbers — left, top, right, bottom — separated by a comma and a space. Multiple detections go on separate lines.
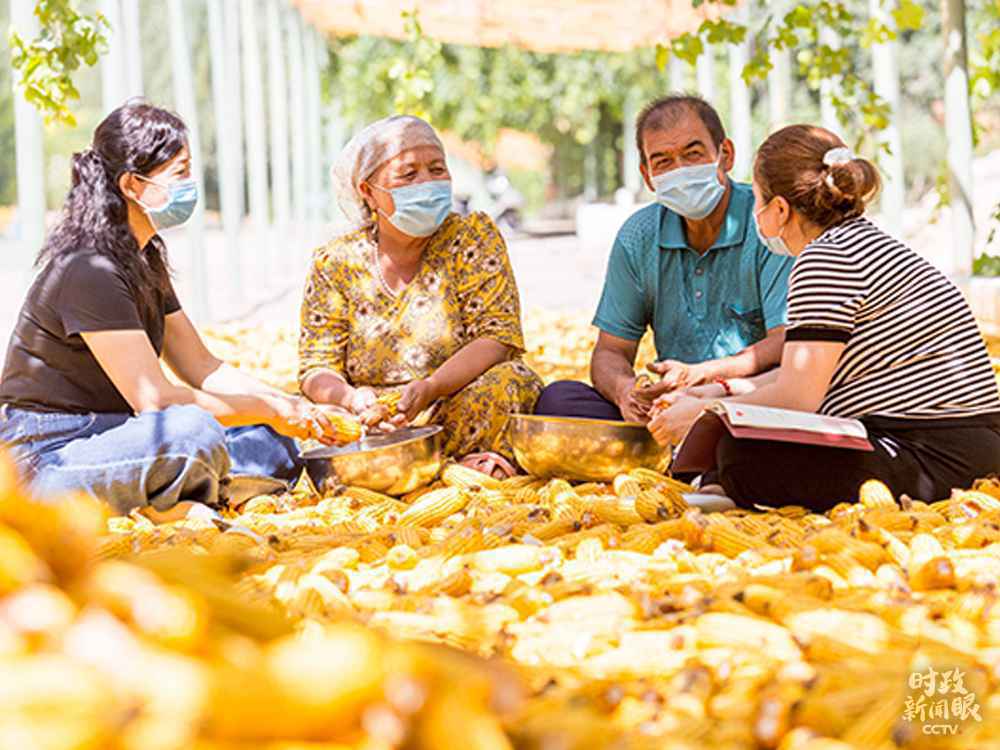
376, 389, 404, 416
442, 462, 504, 491
323, 412, 364, 444
398, 488, 468, 528
858, 479, 897, 509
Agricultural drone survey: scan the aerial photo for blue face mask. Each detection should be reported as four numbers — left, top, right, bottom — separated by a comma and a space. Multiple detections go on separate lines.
376, 179, 453, 238
135, 175, 199, 231
650, 155, 726, 220
753, 202, 794, 256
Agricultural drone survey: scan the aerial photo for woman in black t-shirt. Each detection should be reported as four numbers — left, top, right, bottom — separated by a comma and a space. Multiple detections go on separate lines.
0, 101, 346, 518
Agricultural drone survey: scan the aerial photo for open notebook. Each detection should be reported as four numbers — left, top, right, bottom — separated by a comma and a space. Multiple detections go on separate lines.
671, 401, 873, 474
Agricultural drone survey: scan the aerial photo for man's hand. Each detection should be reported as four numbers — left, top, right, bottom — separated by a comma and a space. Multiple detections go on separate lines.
615, 378, 652, 423
646, 360, 710, 392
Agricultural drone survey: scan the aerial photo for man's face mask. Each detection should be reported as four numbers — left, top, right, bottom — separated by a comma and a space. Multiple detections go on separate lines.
650, 152, 726, 220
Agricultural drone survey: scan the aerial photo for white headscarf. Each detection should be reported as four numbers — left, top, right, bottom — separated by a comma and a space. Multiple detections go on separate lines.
331, 115, 446, 231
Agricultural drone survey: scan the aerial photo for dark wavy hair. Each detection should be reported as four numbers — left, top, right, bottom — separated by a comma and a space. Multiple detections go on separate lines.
37, 100, 188, 321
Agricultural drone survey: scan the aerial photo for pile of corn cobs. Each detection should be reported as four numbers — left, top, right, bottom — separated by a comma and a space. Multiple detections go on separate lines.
2, 317, 999, 749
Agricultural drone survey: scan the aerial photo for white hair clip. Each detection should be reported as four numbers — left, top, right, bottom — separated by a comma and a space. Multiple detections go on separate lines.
822, 147, 854, 166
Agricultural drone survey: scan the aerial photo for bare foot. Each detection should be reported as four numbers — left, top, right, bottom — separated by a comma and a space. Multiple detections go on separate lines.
460, 451, 518, 480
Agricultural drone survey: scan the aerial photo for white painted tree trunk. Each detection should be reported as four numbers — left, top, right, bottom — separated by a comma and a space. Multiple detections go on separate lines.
669, 54, 687, 93
223, 0, 245, 220
870, 0, 905, 236
942, 0, 975, 275
819, 27, 842, 133
98, 0, 126, 115
10, 0, 46, 261
266, 0, 292, 277
287, 8, 309, 226
622, 88, 642, 197
728, 6, 752, 180
767, 0, 790, 129
207, 0, 243, 301
120, 0, 143, 97
167, 0, 209, 320
303, 25, 322, 223
696, 46, 715, 102
242, 0, 270, 237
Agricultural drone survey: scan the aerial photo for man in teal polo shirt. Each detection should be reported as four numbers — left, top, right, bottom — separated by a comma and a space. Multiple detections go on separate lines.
535, 94, 793, 423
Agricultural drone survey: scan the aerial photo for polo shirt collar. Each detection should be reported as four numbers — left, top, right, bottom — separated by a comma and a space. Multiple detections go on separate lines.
658, 179, 750, 252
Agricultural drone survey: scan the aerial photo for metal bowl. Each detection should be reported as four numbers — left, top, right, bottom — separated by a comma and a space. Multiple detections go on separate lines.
301, 426, 443, 496
509, 414, 668, 483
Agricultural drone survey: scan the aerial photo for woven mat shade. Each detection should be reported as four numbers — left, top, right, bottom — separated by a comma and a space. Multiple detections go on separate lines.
293, 0, 720, 53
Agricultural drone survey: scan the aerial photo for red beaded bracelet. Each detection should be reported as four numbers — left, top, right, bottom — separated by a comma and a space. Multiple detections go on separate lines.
716, 378, 733, 397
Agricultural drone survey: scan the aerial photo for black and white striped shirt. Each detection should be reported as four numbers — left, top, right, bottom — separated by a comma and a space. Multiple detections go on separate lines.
785, 217, 1000, 420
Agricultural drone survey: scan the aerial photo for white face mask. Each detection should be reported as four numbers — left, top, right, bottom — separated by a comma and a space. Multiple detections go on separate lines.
753, 201, 794, 256
650, 154, 726, 220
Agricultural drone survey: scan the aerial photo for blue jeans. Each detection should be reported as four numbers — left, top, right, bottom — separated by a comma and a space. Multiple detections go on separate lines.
0, 404, 302, 514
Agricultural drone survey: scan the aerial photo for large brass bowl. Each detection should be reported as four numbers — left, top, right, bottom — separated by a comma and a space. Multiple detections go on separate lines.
301, 426, 443, 496
509, 414, 668, 482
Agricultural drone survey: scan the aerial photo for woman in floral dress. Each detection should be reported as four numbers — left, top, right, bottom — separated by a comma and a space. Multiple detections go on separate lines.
299, 115, 543, 478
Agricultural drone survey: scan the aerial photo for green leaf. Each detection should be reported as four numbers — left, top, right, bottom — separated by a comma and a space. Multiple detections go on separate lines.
655, 43, 669, 71
892, 0, 925, 32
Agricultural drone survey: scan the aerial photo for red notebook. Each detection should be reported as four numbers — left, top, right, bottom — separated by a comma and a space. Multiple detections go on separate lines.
671, 402, 873, 475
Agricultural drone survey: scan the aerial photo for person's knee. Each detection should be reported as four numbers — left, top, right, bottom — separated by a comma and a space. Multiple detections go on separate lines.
157, 405, 226, 454
534, 380, 585, 415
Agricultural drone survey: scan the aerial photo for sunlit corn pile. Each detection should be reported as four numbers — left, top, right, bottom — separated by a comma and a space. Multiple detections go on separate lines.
7, 313, 999, 749
0, 459, 524, 750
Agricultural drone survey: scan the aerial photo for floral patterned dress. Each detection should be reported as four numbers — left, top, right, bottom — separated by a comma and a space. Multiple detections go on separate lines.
299, 212, 543, 461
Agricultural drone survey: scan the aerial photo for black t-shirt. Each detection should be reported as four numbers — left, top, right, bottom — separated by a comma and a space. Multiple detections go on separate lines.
0, 242, 181, 414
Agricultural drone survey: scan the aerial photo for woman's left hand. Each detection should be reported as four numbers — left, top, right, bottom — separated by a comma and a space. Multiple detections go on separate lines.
647, 395, 708, 447
397, 378, 439, 422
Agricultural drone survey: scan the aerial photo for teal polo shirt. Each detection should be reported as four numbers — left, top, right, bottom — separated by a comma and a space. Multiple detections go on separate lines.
592, 181, 793, 363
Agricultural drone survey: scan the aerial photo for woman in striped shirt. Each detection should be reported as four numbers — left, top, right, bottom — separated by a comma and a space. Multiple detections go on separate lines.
649, 124, 1000, 511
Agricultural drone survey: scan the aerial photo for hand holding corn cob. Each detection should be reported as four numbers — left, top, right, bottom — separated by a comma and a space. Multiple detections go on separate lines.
284, 398, 363, 445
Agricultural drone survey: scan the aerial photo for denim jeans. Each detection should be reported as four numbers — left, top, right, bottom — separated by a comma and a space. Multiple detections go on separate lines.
0, 403, 303, 514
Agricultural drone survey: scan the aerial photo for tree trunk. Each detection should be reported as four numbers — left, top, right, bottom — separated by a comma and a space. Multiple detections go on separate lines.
942, 0, 975, 275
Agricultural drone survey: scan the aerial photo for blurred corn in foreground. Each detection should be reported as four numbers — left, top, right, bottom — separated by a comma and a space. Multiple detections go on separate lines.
0, 458, 523, 750
4, 313, 1000, 749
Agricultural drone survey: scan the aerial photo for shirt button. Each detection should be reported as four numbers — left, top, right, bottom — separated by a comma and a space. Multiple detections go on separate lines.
695, 290, 703, 299
694, 267, 704, 276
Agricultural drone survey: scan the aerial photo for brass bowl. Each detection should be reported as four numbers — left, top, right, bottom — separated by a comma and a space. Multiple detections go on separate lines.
301, 426, 443, 496
509, 414, 668, 483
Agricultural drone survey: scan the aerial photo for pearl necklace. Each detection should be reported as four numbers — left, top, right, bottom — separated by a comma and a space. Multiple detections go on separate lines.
372, 243, 398, 298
